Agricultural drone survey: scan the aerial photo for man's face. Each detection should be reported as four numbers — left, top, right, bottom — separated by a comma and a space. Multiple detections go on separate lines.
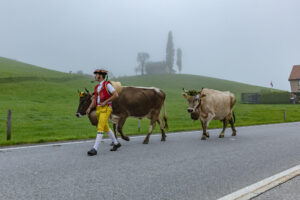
94, 73, 101, 81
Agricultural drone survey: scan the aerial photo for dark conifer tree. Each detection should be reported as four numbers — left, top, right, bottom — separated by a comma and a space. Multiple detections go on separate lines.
166, 31, 175, 73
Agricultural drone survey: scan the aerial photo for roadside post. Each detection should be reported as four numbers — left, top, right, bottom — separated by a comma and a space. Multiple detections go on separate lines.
7, 109, 11, 140
138, 119, 141, 132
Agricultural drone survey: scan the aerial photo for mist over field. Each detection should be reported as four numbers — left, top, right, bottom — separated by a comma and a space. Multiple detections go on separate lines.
1, 0, 300, 91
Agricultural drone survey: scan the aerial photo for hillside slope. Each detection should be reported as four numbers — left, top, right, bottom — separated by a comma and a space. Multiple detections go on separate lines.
114, 74, 276, 101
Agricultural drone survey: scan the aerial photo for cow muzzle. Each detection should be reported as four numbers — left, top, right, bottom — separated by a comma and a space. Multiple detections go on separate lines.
76, 113, 83, 118
187, 108, 194, 113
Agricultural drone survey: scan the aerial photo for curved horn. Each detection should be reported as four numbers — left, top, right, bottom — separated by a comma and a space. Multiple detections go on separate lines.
85, 88, 90, 93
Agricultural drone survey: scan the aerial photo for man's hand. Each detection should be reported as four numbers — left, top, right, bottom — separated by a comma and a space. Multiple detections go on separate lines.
100, 101, 107, 106
86, 107, 92, 115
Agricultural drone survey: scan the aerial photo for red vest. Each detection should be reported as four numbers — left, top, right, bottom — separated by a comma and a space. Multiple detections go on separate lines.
94, 81, 112, 106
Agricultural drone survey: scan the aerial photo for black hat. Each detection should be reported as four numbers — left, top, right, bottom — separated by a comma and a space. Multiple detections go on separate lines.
94, 69, 108, 75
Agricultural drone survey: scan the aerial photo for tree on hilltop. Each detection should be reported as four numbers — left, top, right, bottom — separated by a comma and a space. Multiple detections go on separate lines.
166, 31, 175, 74
176, 48, 182, 73
136, 52, 150, 75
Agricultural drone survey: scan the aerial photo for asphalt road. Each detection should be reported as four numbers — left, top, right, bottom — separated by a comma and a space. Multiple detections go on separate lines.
0, 122, 300, 200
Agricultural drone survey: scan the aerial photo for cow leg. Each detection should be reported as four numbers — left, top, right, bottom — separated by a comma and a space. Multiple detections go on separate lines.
200, 120, 209, 140
229, 118, 237, 136
202, 119, 209, 138
219, 120, 228, 138
117, 117, 130, 141
110, 123, 117, 146
200, 120, 208, 140
157, 118, 166, 142
143, 118, 156, 144
201, 113, 214, 140
113, 123, 117, 138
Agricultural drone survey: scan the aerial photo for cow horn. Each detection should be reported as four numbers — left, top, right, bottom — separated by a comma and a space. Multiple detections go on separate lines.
77, 90, 80, 94
198, 87, 204, 94
85, 88, 90, 93
182, 88, 188, 93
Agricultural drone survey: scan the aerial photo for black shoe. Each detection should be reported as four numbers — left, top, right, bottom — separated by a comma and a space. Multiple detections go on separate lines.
87, 148, 97, 156
110, 143, 121, 151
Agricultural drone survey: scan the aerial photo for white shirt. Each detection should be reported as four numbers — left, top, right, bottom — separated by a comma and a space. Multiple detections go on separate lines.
97, 80, 115, 104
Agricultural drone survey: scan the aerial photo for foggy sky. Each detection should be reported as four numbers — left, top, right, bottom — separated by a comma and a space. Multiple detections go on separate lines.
1, 0, 300, 91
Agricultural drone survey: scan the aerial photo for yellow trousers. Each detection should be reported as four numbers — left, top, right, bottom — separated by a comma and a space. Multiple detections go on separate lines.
96, 105, 112, 132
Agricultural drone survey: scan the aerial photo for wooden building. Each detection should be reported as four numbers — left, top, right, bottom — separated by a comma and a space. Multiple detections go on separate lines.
289, 65, 300, 103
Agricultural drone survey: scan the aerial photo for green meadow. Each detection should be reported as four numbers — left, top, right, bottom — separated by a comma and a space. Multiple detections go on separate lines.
0, 57, 299, 146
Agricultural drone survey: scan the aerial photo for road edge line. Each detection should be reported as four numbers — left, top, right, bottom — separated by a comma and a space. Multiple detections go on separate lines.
217, 165, 300, 200
1, 121, 299, 151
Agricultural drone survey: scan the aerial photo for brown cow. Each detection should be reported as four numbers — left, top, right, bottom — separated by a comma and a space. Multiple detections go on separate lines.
182, 88, 236, 140
76, 86, 168, 144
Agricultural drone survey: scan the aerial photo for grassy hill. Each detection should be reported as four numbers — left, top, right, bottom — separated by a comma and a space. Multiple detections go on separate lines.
0, 57, 299, 146
116, 74, 270, 101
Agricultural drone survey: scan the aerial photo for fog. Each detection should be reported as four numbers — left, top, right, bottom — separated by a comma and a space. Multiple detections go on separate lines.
1, 0, 300, 90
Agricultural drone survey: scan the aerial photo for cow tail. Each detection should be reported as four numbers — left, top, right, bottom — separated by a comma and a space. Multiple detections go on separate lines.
162, 102, 168, 130
232, 111, 236, 124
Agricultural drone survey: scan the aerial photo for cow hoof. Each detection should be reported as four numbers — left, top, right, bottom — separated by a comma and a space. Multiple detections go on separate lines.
201, 136, 206, 140
122, 136, 130, 141
143, 140, 149, 144
232, 132, 236, 136
161, 138, 166, 142
219, 135, 224, 138
204, 132, 210, 138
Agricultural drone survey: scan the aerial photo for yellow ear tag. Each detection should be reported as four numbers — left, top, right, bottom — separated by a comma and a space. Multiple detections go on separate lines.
188, 96, 191, 100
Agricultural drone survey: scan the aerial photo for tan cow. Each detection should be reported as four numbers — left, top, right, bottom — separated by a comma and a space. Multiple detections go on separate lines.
182, 88, 236, 140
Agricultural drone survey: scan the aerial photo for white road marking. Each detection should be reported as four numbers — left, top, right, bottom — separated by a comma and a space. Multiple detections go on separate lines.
0, 122, 299, 152
0, 140, 93, 151
0, 130, 202, 151
217, 165, 300, 200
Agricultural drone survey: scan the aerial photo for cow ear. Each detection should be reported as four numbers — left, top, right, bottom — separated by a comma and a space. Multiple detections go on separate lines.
200, 94, 206, 98
182, 93, 188, 99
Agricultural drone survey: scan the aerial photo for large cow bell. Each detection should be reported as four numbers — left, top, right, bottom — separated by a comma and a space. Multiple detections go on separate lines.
191, 111, 200, 120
